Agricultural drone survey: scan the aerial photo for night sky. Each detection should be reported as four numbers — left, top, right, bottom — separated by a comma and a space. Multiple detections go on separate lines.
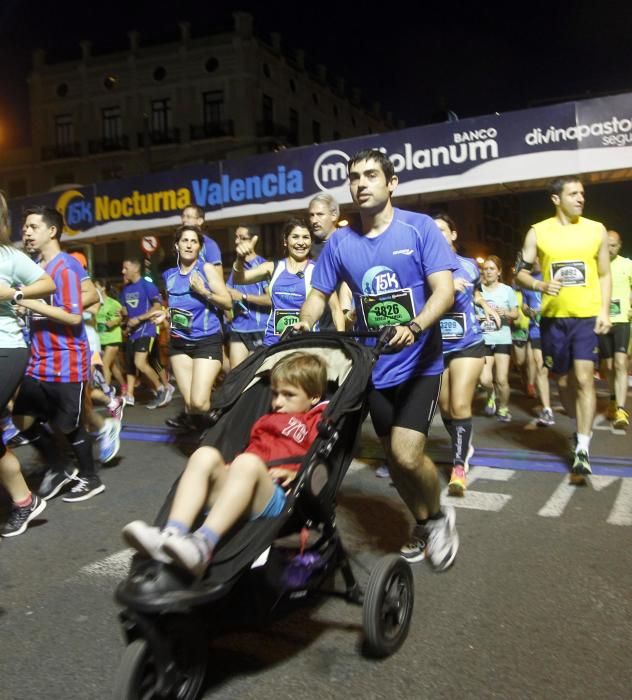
1, 0, 631, 148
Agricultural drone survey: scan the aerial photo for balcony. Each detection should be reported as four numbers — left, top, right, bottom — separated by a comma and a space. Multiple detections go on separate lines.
137, 128, 181, 147
88, 135, 130, 154
41, 142, 82, 161
189, 121, 234, 140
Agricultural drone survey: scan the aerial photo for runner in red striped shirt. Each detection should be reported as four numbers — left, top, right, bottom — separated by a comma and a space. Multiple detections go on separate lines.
13, 207, 105, 502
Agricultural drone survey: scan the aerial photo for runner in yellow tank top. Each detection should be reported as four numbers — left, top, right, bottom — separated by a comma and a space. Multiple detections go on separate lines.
598, 230, 632, 430
515, 176, 611, 483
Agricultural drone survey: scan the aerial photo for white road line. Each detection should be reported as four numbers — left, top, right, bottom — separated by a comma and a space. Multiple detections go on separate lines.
441, 466, 515, 511
608, 478, 632, 526
538, 477, 576, 518
79, 548, 133, 578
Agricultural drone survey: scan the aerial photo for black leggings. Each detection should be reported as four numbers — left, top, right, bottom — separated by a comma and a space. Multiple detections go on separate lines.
0, 347, 29, 458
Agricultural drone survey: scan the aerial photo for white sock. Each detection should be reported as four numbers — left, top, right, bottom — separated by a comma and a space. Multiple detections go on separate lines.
576, 433, 591, 454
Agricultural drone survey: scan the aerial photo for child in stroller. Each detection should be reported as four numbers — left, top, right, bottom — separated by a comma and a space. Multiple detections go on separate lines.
123, 352, 328, 576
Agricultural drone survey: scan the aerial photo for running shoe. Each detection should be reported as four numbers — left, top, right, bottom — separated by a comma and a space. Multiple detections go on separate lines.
613, 407, 629, 430
536, 408, 555, 427
159, 383, 176, 408
606, 400, 617, 422
568, 432, 578, 462
124, 395, 135, 407
162, 532, 213, 577
146, 387, 167, 410
122, 520, 174, 563
425, 506, 459, 572
7, 433, 31, 448
399, 523, 426, 563
62, 475, 106, 502
496, 407, 512, 422
98, 418, 121, 463
375, 464, 390, 479
570, 450, 592, 485
1, 494, 46, 538
1, 420, 20, 443
448, 465, 466, 497
108, 396, 126, 421
38, 467, 78, 500
484, 391, 496, 416
165, 411, 191, 429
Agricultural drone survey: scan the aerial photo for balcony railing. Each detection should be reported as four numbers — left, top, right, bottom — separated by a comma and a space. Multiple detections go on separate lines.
88, 135, 130, 154
41, 142, 82, 161
137, 128, 181, 147
189, 121, 234, 140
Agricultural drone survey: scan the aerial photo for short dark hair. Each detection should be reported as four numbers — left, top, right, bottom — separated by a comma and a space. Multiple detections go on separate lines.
182, 204, 204, 219
548, 176, 582, 198
432, 211, 457, 232
23, 205, 64, 240
347, 149, 395, 182
123, 257, 142, 268
175, 224, 204, 248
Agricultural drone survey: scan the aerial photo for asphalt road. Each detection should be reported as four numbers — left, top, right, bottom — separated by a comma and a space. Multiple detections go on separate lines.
1, 385, 630, 700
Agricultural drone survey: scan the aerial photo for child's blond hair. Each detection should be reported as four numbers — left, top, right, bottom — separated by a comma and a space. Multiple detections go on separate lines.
270, 352, 327, 399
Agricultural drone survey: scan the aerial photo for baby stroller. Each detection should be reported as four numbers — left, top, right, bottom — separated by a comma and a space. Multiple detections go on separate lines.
113, 330, 414, 699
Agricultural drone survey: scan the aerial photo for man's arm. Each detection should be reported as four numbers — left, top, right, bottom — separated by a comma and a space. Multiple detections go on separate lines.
127, 301, 163, 329
515, 228, 561, 297
81, 278, 99, 307
18, 299, 82, 326
595, 226, 612, 334
298, 288, 330, 330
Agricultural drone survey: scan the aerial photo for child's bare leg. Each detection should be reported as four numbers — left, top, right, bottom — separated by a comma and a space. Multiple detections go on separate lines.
203, 453, 276, 538
167, 446, 227, 530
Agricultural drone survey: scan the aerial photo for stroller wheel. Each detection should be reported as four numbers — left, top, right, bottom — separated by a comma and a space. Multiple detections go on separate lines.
362, 554, 414, 658
113, 638, 206, 700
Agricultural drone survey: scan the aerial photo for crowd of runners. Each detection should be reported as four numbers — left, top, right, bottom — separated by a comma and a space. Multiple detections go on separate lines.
1, 149, 630, 574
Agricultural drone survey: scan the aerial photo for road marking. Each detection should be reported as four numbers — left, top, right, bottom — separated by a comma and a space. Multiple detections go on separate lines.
79, 549, 133, 578
608, 478, 632, 526
441, 466, 514, 512
538, 478, 575, 518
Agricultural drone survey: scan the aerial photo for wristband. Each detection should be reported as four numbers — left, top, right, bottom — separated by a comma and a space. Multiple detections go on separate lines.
407, 321, 423, 340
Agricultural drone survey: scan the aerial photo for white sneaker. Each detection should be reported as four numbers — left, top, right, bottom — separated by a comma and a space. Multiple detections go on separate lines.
122, 521, 173, 563
463, 443, 475, 474
399, 523, 426, 563
162, 532, 212, 576
159, 383, 175, 407
425, 505, 459, 572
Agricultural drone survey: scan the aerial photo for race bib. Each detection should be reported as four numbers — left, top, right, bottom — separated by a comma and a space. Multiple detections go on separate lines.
480, 318, 498, 333
274, 309, 299, 335
359, 289, 415, 329
170, 307, 193, 332
609, 298, 621, 317
550, 260, 587, 287
440, 313, 466, 339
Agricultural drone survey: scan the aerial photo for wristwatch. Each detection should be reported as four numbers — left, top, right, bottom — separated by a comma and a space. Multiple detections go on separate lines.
11, 289, 24, 305
407, 321, 423, 340
242, 293, 248, 302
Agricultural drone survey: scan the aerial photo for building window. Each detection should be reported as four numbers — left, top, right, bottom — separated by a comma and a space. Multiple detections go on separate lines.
151, 98, 171, 135
312, 93, 319, 105
203, 90, 224, 126
55, 114, 74, 148
102, 106, 122, 142
288, 108, 299, 146
153, 66, 167, 82
289, 79, 296, 93
205, 57, 219, 73
56, 83, 69, 98
53, 172, 74, 186
312, 120, 321, 143
263, 64, 271, 78
262, 94, 274, 127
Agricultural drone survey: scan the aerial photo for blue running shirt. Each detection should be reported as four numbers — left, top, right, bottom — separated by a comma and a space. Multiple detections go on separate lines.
312, 208, 458, 388
226, 255, 269, 334
265, 259, 315, 346
120, 279, 161, 341
163, 262, 223, 340
440, 255, 483, 354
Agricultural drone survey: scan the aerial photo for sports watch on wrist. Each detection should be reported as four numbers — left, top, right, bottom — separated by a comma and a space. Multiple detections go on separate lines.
407, 321, 423, 340
11, 289, 24, 305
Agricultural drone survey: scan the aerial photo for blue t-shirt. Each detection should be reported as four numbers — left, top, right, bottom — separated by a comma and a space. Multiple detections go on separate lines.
120, 279, 161, 341
265, 259, 316, 346
199, 235, 222, 266
163, 262, 223, 340
440, 255, 483, 354
226, 255, 269, 334
312, 208, 458, 388
480, 283, 517, 346
521, 273, 542, 341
